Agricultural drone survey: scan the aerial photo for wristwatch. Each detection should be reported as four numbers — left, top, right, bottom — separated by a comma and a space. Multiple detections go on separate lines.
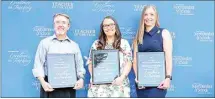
165, 75, 172, 80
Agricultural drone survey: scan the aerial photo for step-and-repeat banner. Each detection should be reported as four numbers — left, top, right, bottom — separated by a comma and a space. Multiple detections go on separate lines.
1, 1, 214, 97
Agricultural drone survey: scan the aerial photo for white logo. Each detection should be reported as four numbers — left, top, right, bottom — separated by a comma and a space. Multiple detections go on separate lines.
73, 29, 96, 37
84, 56, 90, 65
173, 56, 192, 67
52, 1, 73, 10
84, 56, 89, 60
170, 32, 176, 40
92, 1, 115, 15
120, 27, 136, 40
32, 80, 40, 90
8, 1, 32, 12
133, 4, 146, 12
33, 26, 54, 37
194, 31, 214, 42
174, 4, 195, 16
168, 84, 176, 92
192, 83, 213, 94
8, 50, 31, 66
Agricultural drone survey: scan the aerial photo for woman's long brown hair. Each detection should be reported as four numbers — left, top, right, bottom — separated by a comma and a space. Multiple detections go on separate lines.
97, 16, 122, 51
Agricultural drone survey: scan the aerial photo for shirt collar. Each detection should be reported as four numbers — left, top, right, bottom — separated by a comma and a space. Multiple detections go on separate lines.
145, 26, 160, 36
51, 34, 71, 42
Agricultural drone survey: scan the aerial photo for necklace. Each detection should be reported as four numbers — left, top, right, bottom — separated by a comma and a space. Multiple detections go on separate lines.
105, 42, 113, 49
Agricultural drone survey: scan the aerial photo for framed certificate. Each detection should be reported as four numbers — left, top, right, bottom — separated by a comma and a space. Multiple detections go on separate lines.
137, 52, 165, 87
47, 53, 77, 88
92, 50, 120, 85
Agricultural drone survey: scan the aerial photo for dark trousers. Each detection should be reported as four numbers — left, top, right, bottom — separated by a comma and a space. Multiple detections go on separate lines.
40, 76, 76, 98
136, 87, 167, 98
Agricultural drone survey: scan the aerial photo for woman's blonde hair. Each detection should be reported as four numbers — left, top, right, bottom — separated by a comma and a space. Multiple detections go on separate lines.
133, 5, 160, 49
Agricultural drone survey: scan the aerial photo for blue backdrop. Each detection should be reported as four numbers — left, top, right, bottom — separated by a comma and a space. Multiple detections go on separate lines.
1, 1, 214, 97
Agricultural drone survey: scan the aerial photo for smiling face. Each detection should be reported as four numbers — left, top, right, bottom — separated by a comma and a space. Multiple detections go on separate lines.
53, 15, 70, 35
102, 18, 116, 37
97, 16, 122, 50
143, 7, 157, 27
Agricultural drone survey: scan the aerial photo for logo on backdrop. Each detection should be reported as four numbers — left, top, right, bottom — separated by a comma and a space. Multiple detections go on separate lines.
194, 31, 214, 42
7, 50, 31, 66
133, 4, 146, 11
192, 83, 213, 95
92, 1, 115, 15
73, 29, 96, 37
33, 26, 54, 38
173, 56, 192, 67
32, 80, 40, 90
120, 27, 136, 41
173, 4, 195, 16
168, 84, 176, 92
52, 1, 73, 10
8, 1, 32, 12
170, 31, 176, 40
84, 56, 89, 65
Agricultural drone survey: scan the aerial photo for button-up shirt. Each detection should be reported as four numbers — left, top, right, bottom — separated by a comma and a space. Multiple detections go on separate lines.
32, 34, 85, 79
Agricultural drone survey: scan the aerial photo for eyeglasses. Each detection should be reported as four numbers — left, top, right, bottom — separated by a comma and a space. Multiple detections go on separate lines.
103, 23, 115, 29
54, 20, 68, 25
